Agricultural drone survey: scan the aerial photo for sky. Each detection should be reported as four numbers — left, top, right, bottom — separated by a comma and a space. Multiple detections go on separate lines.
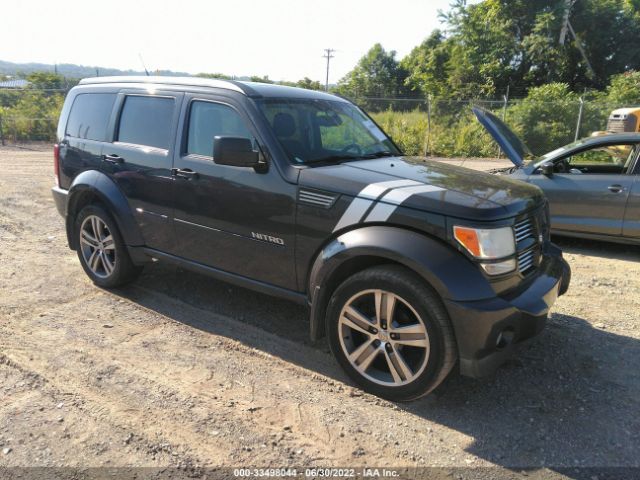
0, 0, 478, 83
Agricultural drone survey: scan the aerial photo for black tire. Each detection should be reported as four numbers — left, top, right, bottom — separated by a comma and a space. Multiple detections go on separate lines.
74, 204, 142, 288
326, 265, 457, 401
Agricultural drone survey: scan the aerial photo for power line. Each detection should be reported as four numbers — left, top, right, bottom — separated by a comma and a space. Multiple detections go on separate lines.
322, 48, 335, 92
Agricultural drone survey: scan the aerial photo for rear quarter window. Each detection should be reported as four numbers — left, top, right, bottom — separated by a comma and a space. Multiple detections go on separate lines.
65, 93, 116, 141
117, 96, 175, 149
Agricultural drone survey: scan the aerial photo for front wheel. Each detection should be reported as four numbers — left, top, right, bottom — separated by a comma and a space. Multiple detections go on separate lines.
75, 204, 142, 288
326, 265, 457, 401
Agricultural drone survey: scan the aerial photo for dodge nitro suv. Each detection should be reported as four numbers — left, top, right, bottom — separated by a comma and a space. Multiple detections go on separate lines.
51, 77, 570, 401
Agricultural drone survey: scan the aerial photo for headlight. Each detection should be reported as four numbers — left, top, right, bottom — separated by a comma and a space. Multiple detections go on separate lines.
453, 225, 516, 275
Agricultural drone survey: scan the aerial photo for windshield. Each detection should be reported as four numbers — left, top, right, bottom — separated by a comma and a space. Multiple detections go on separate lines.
256, 98, 401, 164
538, 138, 591, 162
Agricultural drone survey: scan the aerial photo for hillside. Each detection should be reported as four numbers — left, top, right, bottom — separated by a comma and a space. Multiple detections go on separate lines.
0, 59, 189, 79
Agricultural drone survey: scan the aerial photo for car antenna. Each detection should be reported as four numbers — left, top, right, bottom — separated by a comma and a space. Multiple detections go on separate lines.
138, 53, 150, 76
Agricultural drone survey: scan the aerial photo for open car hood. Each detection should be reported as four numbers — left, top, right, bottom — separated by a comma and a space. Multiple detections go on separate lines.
472, 106, 532, 168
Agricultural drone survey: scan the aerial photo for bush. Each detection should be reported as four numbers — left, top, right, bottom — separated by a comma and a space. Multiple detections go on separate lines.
606, 71, 640, 105
372, 110, 428, 155
1, 90, 64, 142
506, 83, 580, 154
373, 106, 499, 158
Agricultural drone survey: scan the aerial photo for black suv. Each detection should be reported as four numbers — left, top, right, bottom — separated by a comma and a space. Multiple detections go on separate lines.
52, 77, 570, 401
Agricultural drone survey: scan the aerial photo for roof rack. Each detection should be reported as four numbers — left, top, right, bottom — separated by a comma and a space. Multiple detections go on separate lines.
78, 76, 259, 96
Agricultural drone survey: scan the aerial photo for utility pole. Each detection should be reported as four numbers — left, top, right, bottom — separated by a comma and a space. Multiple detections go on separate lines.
559, 0, 573, 46
559, 0, 595, 79
323, 48, 335, 92
575, 97, 585, 141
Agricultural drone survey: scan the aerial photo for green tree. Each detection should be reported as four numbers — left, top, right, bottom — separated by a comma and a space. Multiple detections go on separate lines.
296, 77, 322, 91
249, 75, 274, 84
196, 72, 232, 80
401, 30, 451, 96
25, 72, 66, 90
442, 0, 520, 97
335, 44, 408, 99
507, 83, 580, 153
605, 71, 640, 105
399, 0, 640, 99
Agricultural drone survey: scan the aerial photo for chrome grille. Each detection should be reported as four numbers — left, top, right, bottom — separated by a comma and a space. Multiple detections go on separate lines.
607, 119, 627, 133
298, 189, 337, 208
513, 217, 534, 243
517, 248, 536, 274
514, 213, 542, 276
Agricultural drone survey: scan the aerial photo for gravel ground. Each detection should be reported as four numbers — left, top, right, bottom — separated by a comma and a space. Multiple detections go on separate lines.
0, 147, 639, 479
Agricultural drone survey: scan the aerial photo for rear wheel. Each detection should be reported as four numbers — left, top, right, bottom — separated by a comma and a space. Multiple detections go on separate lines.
326, 265, 457, 401
75, 205, 142, 288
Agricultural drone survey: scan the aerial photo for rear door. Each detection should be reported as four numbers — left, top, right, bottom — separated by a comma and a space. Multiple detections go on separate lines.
58, 91, 117, 188
169, 93, 298, 290
102, 90, 183, 252
528, 144, 637, 236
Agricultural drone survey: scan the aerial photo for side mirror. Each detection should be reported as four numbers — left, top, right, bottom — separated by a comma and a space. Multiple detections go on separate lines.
213, 136, 260, 168
540, 161, 554, 177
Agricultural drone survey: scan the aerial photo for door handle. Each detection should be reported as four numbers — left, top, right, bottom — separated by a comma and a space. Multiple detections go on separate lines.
607, 184, 624, 193
103, 154, 124, 164
171, 168, 199, 179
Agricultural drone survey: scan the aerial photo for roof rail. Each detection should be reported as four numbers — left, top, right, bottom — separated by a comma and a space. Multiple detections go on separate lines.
78, 76, 260, 96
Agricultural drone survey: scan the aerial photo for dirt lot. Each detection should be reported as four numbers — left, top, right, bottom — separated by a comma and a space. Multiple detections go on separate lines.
1, 147, 639, 479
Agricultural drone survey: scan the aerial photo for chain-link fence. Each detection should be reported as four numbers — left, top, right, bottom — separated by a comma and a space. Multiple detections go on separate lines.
0, 115, 58, 143
0, 86, 67, 146
356, 96, 636, 158
1, 87, 637, 158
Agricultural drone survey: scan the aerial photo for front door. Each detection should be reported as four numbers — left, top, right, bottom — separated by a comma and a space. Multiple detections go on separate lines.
528, 144, 637, 236
169, 95, 298, 290
622, 165, 640, 239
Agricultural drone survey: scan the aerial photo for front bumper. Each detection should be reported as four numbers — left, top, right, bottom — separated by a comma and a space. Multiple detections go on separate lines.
444, 244, 570, 378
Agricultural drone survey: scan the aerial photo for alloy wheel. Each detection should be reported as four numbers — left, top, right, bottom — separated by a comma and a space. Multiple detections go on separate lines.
79, 215, 116, 279
338, 289, 430, 387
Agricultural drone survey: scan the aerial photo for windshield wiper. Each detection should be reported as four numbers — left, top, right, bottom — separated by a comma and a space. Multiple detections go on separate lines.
359, 150, 397, 159
304, 154, 361, 164
303, 150, 398, 165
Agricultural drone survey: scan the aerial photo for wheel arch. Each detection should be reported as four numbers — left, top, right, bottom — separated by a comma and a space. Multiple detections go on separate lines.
65, 170, 144, 250
307, 225, 492, 341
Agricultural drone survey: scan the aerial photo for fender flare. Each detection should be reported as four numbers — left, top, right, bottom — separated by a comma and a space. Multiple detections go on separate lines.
307, 225, 493, 341
65, 170, 145, 249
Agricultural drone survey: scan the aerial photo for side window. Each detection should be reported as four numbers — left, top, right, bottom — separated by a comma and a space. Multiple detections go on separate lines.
187, 101, 253, 157
117, 96, 174, 149
65, 93, 116, 141
564, 145, 636, 174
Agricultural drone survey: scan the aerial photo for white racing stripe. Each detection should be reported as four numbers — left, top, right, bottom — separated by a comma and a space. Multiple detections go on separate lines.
332, 179, 421, 232
365, 184, 445, 222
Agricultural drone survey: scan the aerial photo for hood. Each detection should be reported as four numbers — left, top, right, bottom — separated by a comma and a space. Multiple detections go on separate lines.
472, 106, 532, 167
299, 157, 544, 221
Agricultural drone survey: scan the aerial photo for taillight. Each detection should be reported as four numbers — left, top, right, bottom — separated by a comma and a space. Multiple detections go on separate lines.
53, 143, 60, 187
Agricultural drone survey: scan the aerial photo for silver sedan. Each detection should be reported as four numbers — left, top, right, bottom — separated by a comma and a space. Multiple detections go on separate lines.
474, 107, 640, 245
